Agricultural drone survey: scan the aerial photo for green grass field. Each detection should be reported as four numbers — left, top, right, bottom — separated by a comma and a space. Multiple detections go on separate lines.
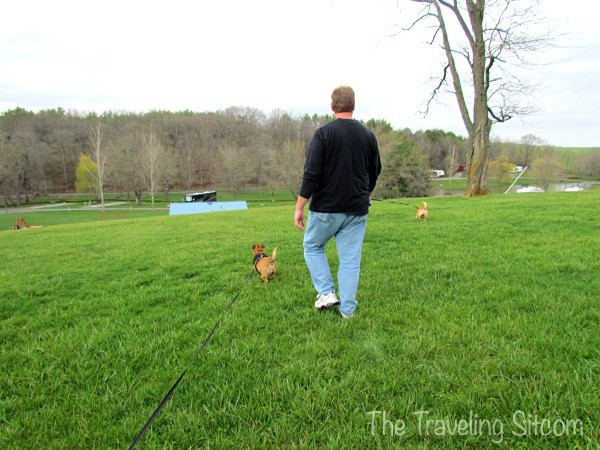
1, 192, 598, 449
1, 189, 297, 212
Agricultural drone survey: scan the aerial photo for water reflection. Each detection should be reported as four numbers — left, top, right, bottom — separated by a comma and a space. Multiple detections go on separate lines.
545, 182, 594, 192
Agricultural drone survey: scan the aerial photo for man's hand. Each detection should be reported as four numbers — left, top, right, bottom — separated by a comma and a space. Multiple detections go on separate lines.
294, 195, 309, 231
294, 209, 305, 231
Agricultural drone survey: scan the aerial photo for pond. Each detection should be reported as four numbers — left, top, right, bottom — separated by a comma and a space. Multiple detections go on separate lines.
429, 181, 599, 196
545, 182, 597, 192
514, 182, 599, 193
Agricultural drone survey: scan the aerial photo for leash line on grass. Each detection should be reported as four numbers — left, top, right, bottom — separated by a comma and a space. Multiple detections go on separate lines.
371, 198, 418, 208
128, 270, 255, 450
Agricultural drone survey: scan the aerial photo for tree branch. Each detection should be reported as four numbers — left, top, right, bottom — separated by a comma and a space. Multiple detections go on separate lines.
487, 106, 511, 123
423, 64, 450, 116
484, 55, 495, 95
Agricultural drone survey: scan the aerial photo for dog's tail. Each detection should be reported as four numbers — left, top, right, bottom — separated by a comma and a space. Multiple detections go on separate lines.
271, 247, 278, 261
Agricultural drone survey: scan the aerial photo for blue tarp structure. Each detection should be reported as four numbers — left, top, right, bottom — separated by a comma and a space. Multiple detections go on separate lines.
169, 201, 248, 216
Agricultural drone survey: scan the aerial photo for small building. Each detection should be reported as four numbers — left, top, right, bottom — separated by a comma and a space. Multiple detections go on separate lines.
510, 166, 524, 174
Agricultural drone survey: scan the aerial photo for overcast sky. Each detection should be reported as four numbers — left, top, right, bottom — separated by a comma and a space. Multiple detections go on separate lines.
1, 0, 598, 147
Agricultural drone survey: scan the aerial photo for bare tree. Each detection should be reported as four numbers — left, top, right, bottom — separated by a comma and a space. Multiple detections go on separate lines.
108, 121, 141, 202
48, 126, 76, 190
140, 126, 164, 210
0, 130, 15, 207
572, 149, 600, 180
519, 133, 545, 167
89, 120, 107, 210
216, 144, 251, 197
0, 109, 42, 205
406, 0, 553, 196
531, 153, 560, 188
176, 128, 201, 191
445, 143, 459, 178
272, 139, 305, 199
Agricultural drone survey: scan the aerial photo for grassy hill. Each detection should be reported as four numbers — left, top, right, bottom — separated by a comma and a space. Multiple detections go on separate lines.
1, 192, 598, 448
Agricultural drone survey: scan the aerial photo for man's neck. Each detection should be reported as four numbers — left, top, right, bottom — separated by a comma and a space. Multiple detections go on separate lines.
334, 112, 353, 119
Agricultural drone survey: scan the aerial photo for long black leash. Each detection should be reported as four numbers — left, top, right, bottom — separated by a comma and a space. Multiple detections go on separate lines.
128, 270, 254, 449
371, 198, 418, 208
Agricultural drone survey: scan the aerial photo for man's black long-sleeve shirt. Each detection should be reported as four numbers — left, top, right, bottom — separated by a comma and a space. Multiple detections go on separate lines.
299, 118, 382, 216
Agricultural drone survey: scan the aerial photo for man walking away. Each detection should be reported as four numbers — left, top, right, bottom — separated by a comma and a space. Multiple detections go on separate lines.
294, 86, 382, 319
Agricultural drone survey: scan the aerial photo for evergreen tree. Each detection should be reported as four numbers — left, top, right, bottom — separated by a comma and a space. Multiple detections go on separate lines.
378, 133, 431, 198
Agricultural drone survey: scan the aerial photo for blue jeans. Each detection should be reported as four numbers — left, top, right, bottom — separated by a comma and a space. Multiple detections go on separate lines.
303, 212, 368, 316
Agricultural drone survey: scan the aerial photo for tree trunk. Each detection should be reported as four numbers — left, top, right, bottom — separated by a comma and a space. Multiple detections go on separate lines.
413, 0, 493, 197
465, 131, 490, 197
466, 104, 491, 197
91, 121, 105, 211
3, 193, 16, 207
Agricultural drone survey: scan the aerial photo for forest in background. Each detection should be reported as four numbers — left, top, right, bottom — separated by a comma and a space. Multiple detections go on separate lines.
1, 107, 598, 207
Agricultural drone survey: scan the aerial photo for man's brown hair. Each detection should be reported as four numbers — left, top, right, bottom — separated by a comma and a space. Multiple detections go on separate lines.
331, 86, 355, 113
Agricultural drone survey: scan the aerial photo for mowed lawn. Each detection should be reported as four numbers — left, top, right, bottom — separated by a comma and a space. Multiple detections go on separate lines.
1, 192, 598, 449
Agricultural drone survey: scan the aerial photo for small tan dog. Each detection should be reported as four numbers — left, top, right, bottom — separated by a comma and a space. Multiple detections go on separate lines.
12, 217, 43, 230
416, 202, 428, 222
252, 244, 278, 283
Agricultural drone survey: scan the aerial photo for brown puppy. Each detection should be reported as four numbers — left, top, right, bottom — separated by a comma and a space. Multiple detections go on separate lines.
416, 202, 428, 222
252, 244, 278, 283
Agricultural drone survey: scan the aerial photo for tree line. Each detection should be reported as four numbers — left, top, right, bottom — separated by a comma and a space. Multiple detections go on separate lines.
0, 107, 597, 207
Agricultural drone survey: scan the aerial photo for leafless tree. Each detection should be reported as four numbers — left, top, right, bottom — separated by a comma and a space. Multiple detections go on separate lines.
216, 143, 252, 197
577, 149, 600, 179
89, 120, 107, 210
272, 139, 305, 199
519, 133, 546, 167
405, 0, 554, 196
0, 110, 42, 205
0, 131, 14, 206
108, 121, 142, 203
445, 143, 459, 178
140, 125, 164, 210
176, 128, 201, 191
531, 152, 560, 188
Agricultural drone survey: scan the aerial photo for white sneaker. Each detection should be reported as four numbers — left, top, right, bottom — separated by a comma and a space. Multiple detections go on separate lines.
314, 292, 340, 310
341, 312, 353, 319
